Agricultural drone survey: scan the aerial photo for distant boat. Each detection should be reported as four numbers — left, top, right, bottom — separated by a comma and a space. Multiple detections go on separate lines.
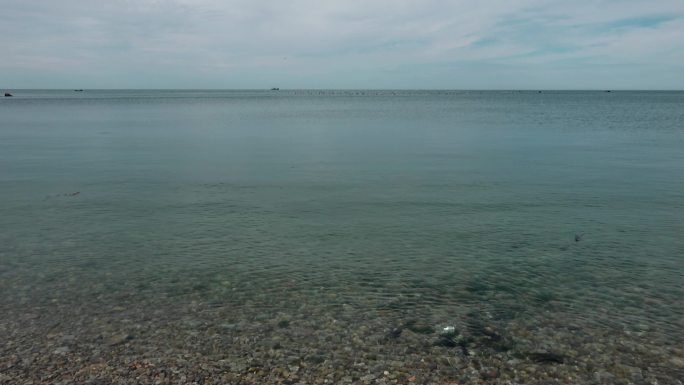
271, 87, 280, 91
74, 89, 84, 92
4, 92, 12, 97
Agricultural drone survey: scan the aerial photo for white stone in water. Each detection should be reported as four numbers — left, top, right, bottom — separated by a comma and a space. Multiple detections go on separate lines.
670, 356, 684, 368
442, 326, 455, 334
53, 346, 69, 354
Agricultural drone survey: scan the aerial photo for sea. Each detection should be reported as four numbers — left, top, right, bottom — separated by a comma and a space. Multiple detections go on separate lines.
1, 90, 683, 384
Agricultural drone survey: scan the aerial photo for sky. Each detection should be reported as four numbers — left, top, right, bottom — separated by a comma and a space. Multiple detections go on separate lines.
1, 0, 683, 89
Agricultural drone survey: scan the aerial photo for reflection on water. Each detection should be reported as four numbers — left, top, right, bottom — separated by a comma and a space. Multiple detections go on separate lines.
1, 90, 683, 383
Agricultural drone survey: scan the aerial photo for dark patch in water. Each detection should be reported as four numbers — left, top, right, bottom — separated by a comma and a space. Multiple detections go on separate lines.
405, 320, 435, 335
387, 327, 403, 339
465, 280, 490, 295
534, 290, 556, 303
277, 320, 290, 328
435, 335, 458, 348
192, 283, 210, 292
527, 352, 565, 364
306, 354, 325, 364
458, 340, 470, 356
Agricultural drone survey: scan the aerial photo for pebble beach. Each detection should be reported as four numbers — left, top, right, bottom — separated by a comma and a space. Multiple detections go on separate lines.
2, 258, 682, 385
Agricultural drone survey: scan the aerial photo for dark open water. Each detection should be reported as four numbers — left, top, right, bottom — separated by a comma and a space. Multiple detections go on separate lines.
1, 90, 683, 384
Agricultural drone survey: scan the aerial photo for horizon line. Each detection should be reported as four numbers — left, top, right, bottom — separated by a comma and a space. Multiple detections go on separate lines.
3, 88, 683, 92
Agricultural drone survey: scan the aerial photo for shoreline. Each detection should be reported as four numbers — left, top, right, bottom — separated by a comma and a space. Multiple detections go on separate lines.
2, 267, 682, 385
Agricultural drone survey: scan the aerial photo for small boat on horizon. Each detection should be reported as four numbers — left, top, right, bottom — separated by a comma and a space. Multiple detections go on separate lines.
4, 92, 12, 97
271, 87, 280, 91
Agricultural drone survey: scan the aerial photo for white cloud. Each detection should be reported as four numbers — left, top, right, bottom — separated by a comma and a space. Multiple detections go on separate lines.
0, 0, 682, 88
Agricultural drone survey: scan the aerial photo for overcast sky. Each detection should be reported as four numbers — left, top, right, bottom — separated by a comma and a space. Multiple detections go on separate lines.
1, 0, 683, 89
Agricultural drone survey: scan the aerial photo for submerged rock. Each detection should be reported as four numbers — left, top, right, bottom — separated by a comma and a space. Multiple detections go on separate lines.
403, 319, 436, 335
670, 356, 684, 368
387, 327, 403, 339
277, 319, 290, 328
435, 335, 458, 348
435, 329, 460, 348
53, 346, 70, 354
108, 333, 134, 346
527, 351, 565, 364
594, 370, 615, 383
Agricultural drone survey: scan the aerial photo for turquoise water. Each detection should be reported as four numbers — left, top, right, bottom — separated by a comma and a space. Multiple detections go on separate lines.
1, 90, 683, 383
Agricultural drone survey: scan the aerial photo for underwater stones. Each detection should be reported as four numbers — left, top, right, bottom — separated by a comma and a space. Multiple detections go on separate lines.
476, 328, 515, 352
527, 351, 565, 364
191, 282, 209, 292
480, 368, 500, 380
229, 360, 248, 373
534, 290, 556, 303
437, 320, 516, 355
386, 327, 403, 339
669, 356, 684, 368
412, 325, 436, 334
277, 319, 290, 328
472, 325, 513, 350
465, 280, 490, 295
435, 335, 458, 348
405, 321, 435, 335
594, 370, 615, 383
53, 346, 70, 354
1, 264, 681, 385
306, 354, 325, 364
434, 327, 459, 348
108, 333, 134, 346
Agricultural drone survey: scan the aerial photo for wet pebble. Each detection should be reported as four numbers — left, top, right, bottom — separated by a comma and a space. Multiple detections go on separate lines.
53, 346, 70, 354
108, 333, 134, 346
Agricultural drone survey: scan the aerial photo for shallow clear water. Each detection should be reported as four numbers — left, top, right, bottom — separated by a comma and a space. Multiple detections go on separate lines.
1, 90, 683, 383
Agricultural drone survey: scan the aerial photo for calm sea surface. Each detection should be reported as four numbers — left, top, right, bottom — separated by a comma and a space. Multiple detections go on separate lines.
1, 90, 683, 383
